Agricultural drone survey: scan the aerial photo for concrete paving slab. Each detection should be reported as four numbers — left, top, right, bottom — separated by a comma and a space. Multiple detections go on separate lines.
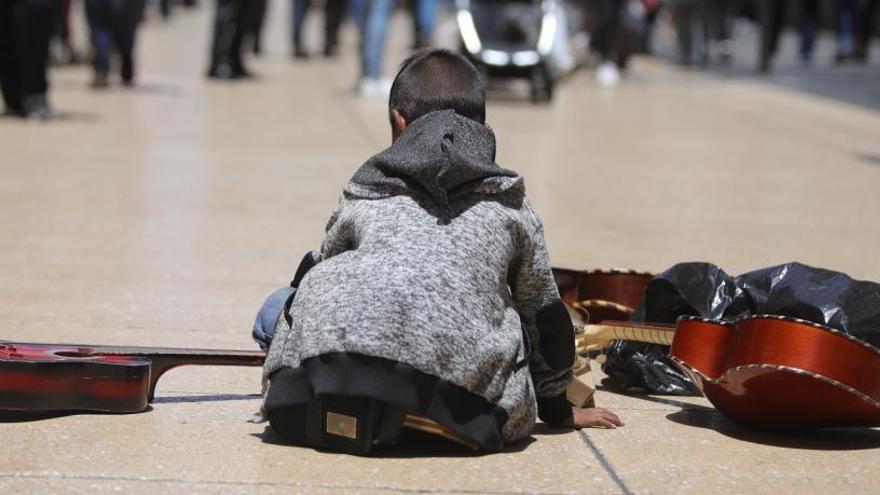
0, 396, 621, 494
589, 385, 880, 495
1, 2, 878, 494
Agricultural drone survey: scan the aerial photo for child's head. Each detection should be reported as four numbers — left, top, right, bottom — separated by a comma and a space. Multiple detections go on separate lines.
388, 49, 486, 140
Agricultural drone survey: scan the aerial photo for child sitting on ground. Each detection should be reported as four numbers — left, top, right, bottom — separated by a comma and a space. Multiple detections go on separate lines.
253, 49, 621, 453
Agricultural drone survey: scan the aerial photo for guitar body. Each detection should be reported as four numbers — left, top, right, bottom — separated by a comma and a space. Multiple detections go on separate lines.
0, 342, 264, 413
553, 267, 653, 325
670, 316, 880, 430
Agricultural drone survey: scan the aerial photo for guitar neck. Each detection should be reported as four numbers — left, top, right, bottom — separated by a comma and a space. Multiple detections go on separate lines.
577, 321, 675, 350
66, 344, 266, 367
65, 345, 266, 401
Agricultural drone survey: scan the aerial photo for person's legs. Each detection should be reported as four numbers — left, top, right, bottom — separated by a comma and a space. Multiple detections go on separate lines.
360, 0, 393, 81
229, 0, 252, 74
291, 0, 312, 57
0, 0, 25, 115
18, 0, 56, 117
590, 0, 624, 85
324, 0, 345, 56
413, 0, 437, 48
758, 0, 785, 72
209, 0, 235, 75
85, 0, 113, 86
672, 2, 695, 65
800, 0, 819, 64
208, 0, 251, 77
855, 0, 879, 61
248, 0, 268, 54
114, 0, 146, 85
253, 287, 296, 351
54, 0, 80, 63
835, 0, 856, 60
348, 0, 365, 27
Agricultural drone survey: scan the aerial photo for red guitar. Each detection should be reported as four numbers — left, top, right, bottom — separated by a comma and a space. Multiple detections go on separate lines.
0, 342, 481, 448
0, 342, 264, 413
670, 315, 880, 430
576, 315, 880, 430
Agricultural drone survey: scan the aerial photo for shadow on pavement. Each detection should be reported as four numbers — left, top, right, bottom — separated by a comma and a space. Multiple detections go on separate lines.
0, 407, 152, 423
667, 408, 880, 451
597, 387, 880, 450
152, 393, 262, 404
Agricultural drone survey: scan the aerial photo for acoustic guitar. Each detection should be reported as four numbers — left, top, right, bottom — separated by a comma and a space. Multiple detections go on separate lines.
553, 267, 653, 327
0, 341, 479, 449
571, 316, 880, 431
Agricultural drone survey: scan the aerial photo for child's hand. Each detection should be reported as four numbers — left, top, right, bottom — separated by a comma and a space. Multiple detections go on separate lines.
566, 406, 623, 429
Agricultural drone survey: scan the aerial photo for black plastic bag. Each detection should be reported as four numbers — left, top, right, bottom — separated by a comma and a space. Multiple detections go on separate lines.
601, 262, 880, 395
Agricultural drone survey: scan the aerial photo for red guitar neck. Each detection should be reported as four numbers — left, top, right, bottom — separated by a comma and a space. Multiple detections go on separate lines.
57, 344, 267, 401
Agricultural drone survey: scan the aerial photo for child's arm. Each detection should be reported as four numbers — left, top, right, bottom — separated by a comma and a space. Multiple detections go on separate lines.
511, 220, 623, 429
510, 223, 576, 426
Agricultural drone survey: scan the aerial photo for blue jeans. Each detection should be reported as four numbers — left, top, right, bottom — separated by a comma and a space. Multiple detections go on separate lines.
837, 0, 856, 54
413, 0, 437, 44
252, 287, 296, 351
359, 0, 393, 79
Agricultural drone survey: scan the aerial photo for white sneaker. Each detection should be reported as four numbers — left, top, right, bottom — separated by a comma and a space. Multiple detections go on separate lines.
596, 62, 620, 87
357, 77, 393, 99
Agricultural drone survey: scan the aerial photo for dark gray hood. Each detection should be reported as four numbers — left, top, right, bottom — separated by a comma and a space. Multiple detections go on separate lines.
345, 110, 523, 204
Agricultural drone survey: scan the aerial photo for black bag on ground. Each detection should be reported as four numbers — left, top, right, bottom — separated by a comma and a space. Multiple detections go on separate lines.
601, 261, 880, 395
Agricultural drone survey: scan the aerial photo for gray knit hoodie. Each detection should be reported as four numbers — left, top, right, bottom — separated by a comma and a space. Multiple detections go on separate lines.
264, 110, 573, 445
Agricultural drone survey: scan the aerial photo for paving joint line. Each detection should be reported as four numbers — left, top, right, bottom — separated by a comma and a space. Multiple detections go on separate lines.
577, 430, 633, 495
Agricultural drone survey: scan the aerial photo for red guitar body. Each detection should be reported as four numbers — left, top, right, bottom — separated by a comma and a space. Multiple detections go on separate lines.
0, 342, 264, 413
552, 267, 653, 325
670, 315, 880, 430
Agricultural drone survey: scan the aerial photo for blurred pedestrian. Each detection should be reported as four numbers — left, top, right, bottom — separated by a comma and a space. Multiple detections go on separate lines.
588, 0, 625, 86
52, 0, 82, 65
669, 0, 710, 67
357, 0, 394, 96
246, 0, 268, 54
84, 0, 148, 88
410, 0, 437, 49
291, 0, 346, 58
0, 0, 58, 119
855, 0, 878, 61
756, 0, 819, 71
208, 0, 257, 79
835, 0, 857, 61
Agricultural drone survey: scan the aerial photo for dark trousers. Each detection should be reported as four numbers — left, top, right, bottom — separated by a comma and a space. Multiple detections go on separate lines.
757, 0, 820, 71
84, 0, 146, 81
292, 0, 346, 52
57, 0, 73, 46
210, 0, 258, 74
588, 0, 625, 65
857, 0, 879, 58
0, 0, 57, 112
246, 0, 268, 53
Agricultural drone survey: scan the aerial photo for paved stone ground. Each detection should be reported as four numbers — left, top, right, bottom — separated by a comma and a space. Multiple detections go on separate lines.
1, 3, 879, 494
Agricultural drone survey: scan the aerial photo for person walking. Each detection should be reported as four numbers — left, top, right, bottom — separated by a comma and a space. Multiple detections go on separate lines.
84, 0, 148, 87
208, 0, 257, 79
0, 0, 58, 119
291, 0, 346, 58
357, 0, 394, 96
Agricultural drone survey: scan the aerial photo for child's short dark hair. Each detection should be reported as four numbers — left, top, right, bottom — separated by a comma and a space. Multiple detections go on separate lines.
389, 49, 486, 124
